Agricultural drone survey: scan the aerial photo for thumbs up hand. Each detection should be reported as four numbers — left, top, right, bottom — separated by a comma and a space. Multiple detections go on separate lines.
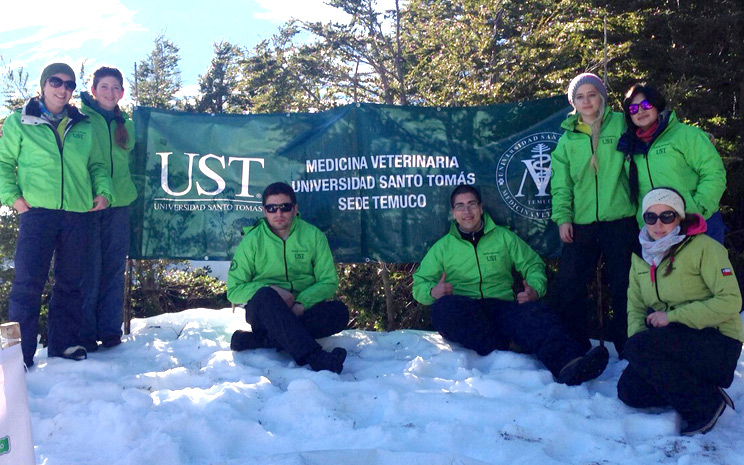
430, 272, 454, 300
516, 280, 539, 304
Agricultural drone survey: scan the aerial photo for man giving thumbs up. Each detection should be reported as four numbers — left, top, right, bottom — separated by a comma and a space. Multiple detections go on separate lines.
412, 185, 608, 386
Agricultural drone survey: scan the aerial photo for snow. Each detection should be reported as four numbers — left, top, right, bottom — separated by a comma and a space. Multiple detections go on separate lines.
23, 308, 744, 465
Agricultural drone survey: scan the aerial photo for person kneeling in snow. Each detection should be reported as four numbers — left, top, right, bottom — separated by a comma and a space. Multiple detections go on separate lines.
618, 188, 743, 435
412, 185, 608, 385
227, 182, 349, 374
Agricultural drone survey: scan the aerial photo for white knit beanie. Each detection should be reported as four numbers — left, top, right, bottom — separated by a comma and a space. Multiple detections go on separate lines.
642, 188, 686, 219
567, 73, 607, 107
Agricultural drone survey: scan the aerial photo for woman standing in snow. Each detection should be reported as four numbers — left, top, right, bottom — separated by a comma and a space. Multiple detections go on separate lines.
79, 66, 137, 351
617, 83, 727, 244
550, 73, 638, 356
617, 187, 743, 436
0, 63, 113, 367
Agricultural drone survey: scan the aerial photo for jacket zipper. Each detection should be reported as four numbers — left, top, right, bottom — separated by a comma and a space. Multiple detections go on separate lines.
282, 240, 294, 292
651, 237, 691, 311
644, 154, 654, 189
473, 242, 484, 299
44, 121, 66, 209
108, 122, 114, 177
591, 138, 599, 222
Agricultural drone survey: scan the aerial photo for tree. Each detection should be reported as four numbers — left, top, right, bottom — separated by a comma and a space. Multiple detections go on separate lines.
302, 0, 407, 105
235, 21, 347, 113
130, 32, 182, 109
1, 57, 31, 112
195, 41, 247, 114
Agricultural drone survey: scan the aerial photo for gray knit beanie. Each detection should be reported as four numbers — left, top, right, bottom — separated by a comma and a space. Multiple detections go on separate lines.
40, 63, 76, 89
567, 73, 607, 107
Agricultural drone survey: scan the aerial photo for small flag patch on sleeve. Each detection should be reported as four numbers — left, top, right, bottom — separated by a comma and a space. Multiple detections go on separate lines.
722, 268, 733, 276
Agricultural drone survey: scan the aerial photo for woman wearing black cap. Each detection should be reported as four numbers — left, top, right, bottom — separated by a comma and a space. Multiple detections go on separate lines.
0, 63, 113, 367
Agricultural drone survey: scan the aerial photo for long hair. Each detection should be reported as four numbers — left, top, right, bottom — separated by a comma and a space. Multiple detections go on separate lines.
92, 66, 129, 149
622, 82, 668, 206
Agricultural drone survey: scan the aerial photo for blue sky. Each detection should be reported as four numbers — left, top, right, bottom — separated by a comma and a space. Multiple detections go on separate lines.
0, 0, 389, 105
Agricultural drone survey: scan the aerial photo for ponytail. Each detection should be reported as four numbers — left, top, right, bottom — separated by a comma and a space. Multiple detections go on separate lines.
113, 106, 129, 149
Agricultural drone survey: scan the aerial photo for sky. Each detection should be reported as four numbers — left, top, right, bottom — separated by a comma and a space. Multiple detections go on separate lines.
0, 0, 396, 107
6, 307, 744, 464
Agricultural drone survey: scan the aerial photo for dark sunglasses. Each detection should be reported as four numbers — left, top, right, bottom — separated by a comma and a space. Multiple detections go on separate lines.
628, 100, 654, 115
642, 210, 678, 225
264, 202, 295, 213
47, 76, 77, 91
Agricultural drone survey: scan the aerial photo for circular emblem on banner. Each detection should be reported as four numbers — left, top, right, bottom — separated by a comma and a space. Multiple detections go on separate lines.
496, 132, 560, 219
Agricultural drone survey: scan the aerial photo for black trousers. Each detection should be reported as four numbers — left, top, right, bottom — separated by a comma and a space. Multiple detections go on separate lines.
553, 217, 639, 351
244, 287, 349, 364
430, 295, 584, 377
618, 324, 742, 423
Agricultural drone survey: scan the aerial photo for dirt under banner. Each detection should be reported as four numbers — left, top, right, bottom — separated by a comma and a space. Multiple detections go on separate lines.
129, 97, 571, 262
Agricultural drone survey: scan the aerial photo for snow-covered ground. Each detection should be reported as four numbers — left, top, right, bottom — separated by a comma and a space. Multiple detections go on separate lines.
23, 308, 744, 465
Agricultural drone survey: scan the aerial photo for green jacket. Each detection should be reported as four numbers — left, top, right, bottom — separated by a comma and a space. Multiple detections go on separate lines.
0, 98, 113, 212
550, 108, 635, 225
412, 213, 547, 305
631, 111, 725, 224
81, 92, 137, 207
627, 233, 743, 343
227, 216, 339, 308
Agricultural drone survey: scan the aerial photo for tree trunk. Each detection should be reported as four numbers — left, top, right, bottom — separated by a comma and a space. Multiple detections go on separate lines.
380, 262, 396, 331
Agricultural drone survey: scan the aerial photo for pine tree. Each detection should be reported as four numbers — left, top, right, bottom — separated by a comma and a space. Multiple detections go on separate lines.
130, 32, 182, 109
196, 41, 246, 114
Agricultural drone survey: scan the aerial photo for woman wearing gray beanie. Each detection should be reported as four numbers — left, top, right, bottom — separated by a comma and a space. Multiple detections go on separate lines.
618, 187, 742, 436
0, 63, 114, 367
550, 72, 638, 357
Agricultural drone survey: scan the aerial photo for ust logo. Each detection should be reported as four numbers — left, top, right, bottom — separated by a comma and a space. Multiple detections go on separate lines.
496, 132, 560, 219
295, 253, 305, 260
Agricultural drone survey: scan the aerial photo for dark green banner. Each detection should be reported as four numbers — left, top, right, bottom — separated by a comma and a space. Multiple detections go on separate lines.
130, 97, 571, 262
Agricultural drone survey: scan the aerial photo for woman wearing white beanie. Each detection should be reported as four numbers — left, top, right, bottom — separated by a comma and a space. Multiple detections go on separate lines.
618, 187, 743, 436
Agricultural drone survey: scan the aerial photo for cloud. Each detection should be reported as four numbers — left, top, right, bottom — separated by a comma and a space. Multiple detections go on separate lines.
0, 1, 145, 69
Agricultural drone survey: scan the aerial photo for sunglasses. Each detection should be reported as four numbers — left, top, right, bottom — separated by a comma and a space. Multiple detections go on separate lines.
264, 202, 295, 213
47, 76, 77, 92
642, 210, 678, 225
628, 100, 654, 115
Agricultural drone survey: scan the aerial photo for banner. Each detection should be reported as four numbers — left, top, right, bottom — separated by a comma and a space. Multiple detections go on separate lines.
130, 97, 571, 262
0, 345, 35, 465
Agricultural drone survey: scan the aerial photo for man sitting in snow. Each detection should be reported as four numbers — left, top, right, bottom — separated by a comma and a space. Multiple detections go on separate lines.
412, 185, 608, 385
227, 182, 349, 373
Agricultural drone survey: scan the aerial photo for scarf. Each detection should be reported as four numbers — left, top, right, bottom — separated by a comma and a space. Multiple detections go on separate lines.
639, 225, 685, 283
635, 121, 659, 143
38, 99, 67, 128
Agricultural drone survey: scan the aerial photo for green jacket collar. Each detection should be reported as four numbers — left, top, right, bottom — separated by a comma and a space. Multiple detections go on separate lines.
447, 212, 498, 238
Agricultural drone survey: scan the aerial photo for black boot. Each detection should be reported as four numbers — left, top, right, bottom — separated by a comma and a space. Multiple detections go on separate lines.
556, 345, 609, 386
230, 330, 272, 351
681, 396, 727, 436
307, 347, 346, 374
